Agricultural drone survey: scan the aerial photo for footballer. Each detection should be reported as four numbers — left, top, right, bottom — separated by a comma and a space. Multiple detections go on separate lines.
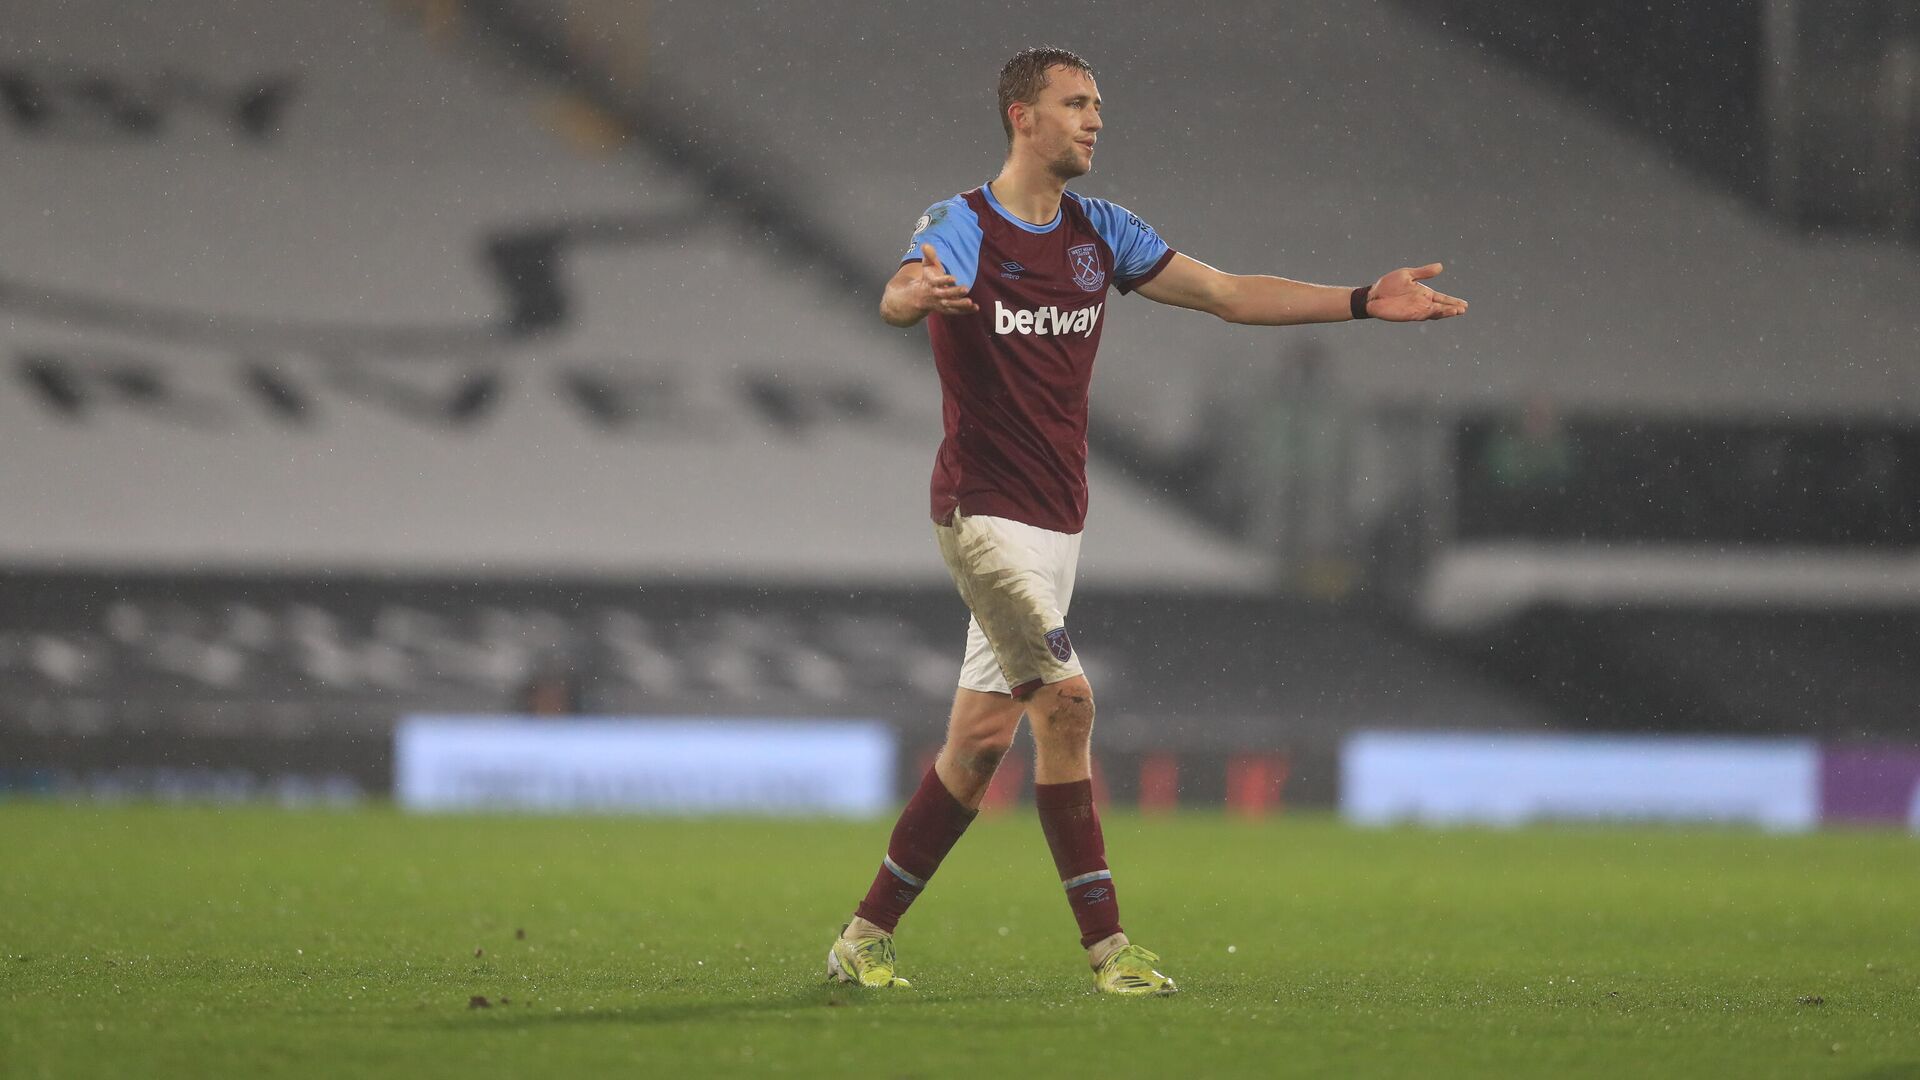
829, 46, 1467, 996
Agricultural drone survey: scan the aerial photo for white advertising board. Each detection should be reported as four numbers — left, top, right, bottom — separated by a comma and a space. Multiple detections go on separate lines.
1342, 732, 1820, 832
395, 716, 895, 816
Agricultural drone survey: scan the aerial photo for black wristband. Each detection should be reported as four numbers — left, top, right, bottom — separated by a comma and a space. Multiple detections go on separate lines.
1350, 286, 1372, 320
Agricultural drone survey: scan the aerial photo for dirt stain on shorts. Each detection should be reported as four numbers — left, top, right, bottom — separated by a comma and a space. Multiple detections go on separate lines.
936, 512, 1083, 697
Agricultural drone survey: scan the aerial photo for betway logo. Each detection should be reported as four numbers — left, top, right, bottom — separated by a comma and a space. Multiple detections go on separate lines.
993, 300, 1103, 338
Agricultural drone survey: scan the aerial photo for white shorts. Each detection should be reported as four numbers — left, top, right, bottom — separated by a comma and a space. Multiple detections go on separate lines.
933, 511, 1084, 698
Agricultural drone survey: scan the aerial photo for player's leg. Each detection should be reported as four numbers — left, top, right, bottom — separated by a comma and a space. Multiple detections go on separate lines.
935, 686, 1025, 809
847, 686, 1021, 933
1025, 676, 1125, 953
1002, 516, 1126, 968
928, 513, 1140, 975
829, 656, 1024, 987
1025, 674, 1114, 950
933, 513, 1171, 991
832, 540, 1031, 983
1027, 673, 1094, 784
1026, 674, 1176, 995
931, 611, 1028, 806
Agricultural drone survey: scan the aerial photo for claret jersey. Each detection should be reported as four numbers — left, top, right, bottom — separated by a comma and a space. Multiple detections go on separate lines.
904, 183, 1175, 534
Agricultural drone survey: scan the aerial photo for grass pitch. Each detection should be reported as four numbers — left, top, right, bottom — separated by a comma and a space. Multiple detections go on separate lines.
1, 803, 1916, 1078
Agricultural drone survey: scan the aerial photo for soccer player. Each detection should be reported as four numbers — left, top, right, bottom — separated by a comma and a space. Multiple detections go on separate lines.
828, 46, 1468, 996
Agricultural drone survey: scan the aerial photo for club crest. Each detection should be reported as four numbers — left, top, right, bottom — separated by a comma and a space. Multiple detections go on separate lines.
1068, 243, 1104, 292
1045, 626, 1074, 663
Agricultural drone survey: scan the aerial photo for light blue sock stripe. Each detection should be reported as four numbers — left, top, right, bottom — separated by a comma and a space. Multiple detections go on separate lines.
883, 855, 927, 890
1062, 869, 1112, 890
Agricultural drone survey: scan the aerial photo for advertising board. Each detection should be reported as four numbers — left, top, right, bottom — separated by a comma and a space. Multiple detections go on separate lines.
1342, 732, 1821, 831
395, 716, 895, 815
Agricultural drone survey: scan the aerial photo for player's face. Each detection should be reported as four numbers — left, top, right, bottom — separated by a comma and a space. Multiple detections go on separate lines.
1025, 66, 1103, 180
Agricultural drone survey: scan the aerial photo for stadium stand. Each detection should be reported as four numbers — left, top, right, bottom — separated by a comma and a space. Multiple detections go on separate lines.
0, 0, 1264, 587
499, 0, 1920, 601
0, 0, 1567, 804
0, 571, 1554, 802
8, 0, 1911, 806
528, 0, 1920, 445
476, 1, 1920, 748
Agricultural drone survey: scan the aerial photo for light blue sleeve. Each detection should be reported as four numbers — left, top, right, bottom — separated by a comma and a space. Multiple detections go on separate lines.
1078, 196, 1174, 289
900, 196, 983, 290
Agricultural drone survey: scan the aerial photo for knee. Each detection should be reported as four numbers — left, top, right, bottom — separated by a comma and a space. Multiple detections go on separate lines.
1034, 678, 1095, 745
946, 721, 1018, 778
949, 737, 1012, 778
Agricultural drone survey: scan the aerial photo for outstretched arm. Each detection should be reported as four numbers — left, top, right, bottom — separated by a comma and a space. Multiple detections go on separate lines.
1134, 253, 1467, 324
880, 243, 980, 327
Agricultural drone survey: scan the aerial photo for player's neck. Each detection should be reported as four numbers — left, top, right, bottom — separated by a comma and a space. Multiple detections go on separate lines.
989, 159, 1067, 227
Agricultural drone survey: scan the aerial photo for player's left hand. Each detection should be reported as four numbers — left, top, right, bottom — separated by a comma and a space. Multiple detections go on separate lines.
1367, 263, 1468, 322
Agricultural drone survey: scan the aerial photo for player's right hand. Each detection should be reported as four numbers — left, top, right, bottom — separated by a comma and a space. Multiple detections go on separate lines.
914, 244, 978, 317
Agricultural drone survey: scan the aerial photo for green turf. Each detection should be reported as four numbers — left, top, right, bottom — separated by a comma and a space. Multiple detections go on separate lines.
1, 804, 1915, 1078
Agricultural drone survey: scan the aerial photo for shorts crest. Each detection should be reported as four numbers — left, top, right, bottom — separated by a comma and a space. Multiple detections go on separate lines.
1045, 626, 1074, 663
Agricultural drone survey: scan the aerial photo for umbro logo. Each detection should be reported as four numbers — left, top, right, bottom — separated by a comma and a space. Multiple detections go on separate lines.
999, 261, 1025, 279
1083, 887, 1110, 903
